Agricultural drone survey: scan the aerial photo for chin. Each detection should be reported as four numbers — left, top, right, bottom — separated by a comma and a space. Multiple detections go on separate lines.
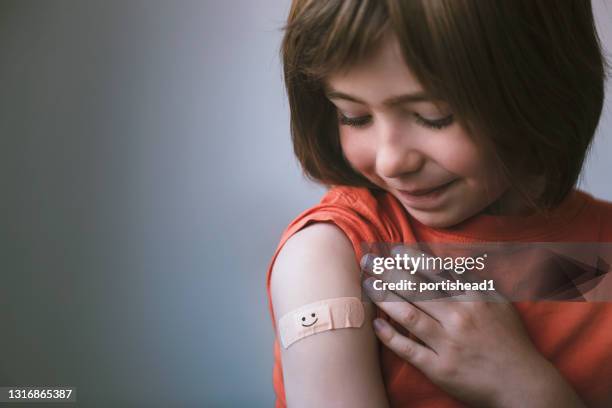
408, 208, 467, 229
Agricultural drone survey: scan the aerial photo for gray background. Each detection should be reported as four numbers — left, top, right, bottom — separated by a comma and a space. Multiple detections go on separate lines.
0, 1, 610, 407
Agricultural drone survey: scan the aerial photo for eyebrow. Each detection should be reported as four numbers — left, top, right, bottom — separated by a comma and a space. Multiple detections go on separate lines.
324, 87, 435, 107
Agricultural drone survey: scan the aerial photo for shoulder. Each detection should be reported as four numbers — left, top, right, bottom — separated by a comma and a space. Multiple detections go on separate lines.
322, 185, 387, 214
588, 193, 612, 213
578, 190, 612, 240
270, 222, 363, 316
265, 187, 377, 323
282, 186, 400, 258
268, 186, 406, 307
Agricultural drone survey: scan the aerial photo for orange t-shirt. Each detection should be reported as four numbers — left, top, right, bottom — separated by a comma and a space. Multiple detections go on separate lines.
265, 186, 612, 407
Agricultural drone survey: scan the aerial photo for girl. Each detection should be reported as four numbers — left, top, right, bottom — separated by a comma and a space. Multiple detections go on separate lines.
266, 0, 612, 406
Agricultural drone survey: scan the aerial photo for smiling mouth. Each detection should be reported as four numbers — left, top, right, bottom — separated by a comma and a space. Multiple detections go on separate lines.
399, 179, 457, 196
301, 318, 318, 327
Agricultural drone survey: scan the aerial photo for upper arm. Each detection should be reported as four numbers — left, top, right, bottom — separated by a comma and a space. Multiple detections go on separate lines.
270, 222, 389, 408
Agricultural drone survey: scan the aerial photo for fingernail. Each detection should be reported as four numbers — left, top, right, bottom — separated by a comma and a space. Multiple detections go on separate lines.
373, 318, 386, 332
390, 245, 405, 256
360, 253, 375, 272
362, 277, 375, 291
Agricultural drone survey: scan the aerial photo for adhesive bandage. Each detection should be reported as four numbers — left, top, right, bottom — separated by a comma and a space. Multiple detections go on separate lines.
277, 297, 365, 349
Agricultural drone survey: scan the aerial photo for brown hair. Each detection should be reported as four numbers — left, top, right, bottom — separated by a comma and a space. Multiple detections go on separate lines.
280, 0, 610, 211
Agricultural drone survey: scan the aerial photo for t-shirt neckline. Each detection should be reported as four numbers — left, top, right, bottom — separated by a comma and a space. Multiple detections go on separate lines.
390, 189, 589, 241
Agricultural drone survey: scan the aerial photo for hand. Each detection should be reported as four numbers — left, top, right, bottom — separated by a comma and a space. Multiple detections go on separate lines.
361, 245, 586, 408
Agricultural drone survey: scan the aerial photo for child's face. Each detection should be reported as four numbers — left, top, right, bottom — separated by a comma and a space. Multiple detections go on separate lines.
324, 33, 511, 228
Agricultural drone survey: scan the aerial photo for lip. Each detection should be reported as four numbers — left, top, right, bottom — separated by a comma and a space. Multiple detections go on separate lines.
396, 179, 457, 206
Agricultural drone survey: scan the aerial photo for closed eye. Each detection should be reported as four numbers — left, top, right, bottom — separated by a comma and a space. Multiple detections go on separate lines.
337, 112, 454, 130
338, 114, 371, 128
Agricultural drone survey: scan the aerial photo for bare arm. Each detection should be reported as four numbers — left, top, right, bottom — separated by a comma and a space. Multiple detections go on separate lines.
270, 223, 390, 408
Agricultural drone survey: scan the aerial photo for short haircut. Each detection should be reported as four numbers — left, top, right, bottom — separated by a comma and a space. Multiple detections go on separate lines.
280, 0, 610, 210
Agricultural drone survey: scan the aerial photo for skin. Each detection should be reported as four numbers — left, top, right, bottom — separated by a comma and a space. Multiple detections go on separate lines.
324, 32, 531, 228
322, 32, 586, 407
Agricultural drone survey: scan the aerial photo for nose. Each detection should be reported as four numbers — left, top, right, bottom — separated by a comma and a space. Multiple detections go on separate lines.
375, 123, 425, 179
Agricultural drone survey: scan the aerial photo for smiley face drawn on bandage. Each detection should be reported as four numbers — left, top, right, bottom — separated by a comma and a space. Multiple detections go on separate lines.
278, 297, 365, 349
301, 312, 318, 327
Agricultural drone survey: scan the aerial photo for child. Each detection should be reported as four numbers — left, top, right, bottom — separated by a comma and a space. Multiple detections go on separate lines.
266, 0, 612, 406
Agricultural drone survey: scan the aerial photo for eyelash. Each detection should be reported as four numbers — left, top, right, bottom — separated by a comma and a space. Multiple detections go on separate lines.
338, 112, 454, 130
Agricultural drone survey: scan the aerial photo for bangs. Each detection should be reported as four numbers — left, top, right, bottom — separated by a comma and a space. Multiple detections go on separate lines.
281, 0, 462, 103
281, 0, 389, 80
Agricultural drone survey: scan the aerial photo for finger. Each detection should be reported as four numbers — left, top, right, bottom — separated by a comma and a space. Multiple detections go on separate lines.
361, 251, 430, 301
389, 245, 460, 294
438, 260, 508, 303
391, 244, 507, 304
390, 244, 457, 276
441, 290, 508, 303
362, 247, 450, 302
361, 251, 414, 280
359, 253, 378, 276
387, 245, 464, 320
363, 278, 445, 350
372, 317, 437, 370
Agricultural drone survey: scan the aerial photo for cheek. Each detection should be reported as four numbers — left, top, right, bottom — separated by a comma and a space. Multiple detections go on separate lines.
432, 128, 495, 177
437, 130, 507, 194
339, 130, 376, 173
